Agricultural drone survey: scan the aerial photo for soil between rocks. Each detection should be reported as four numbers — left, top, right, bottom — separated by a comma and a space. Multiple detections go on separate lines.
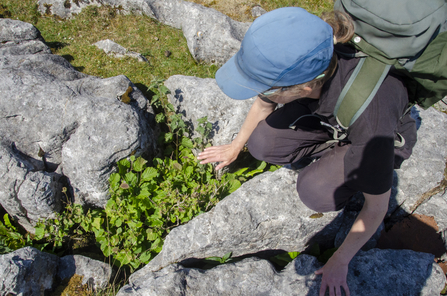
376, 214, 447, 274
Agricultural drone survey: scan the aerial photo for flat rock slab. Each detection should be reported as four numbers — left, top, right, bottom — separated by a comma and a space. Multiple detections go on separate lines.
118, 249, 446, 296
133, 168, 343, 273
94, 39, 148, 62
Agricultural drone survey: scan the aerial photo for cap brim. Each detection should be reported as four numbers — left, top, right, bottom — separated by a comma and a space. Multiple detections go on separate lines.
215, 53, 270, 100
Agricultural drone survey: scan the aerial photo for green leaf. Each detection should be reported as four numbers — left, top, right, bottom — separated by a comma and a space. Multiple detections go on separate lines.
109, 173, 121, 189
308, 243, 320, 257
256, 161, 267, 171
318, 248, 338, 264
205, 256, 222, 262
146, 231, 159, 241
133, 157, 147, 172
159, 85, 171, 95
118, 158, 131, 175
92, 217, 102, 230
234, 167, 249, 176
270, 251, 301, 267
139, 250, 152, 263
34, 224, 45, 240
221, 251, 232, 262
106, 198, 116, 208
181, 137, 194, 149
3, 214, 15, 230
155, 113, 165, 123
173, 162, 182, 171
227, 179, 241, 194
141, 167, 158, 182
166, 103, 175, 112
245, 169, 263, 178
164, 132, 173, 143
125, 172, 138, 187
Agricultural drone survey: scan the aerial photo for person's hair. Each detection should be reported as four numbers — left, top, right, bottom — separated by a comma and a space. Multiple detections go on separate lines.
266, 10, 354, 101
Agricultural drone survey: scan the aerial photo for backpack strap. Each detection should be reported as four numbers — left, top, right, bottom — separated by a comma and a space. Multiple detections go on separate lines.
333, 56, 392, 128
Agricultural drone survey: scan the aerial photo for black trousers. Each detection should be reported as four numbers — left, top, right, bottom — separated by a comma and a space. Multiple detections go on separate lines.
247, 100, 361, 212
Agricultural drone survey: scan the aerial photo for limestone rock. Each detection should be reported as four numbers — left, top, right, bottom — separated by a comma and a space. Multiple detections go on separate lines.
165, 75, 254, 147
0, 18, 156, 214
131, 168, 343, 273
58, 255, 113, 290
0, 143, 62, 233
0, 247, 59, 296
118, 249, 446, 296
37, 0, 250, 64
392, 107, 447, 216
251, 5, 267, 18
0, 19, 50, 56
94, 39, 148, 62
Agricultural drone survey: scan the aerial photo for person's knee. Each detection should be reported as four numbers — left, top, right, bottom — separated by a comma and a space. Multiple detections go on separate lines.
247, 120, 276, 161
296, 169, 335, 213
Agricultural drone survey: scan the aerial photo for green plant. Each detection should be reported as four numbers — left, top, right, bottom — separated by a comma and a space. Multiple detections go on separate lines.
34, 198, 86, 252
0, 214, 29, 254
205, 251, 233, 264
269, 251, 300, 268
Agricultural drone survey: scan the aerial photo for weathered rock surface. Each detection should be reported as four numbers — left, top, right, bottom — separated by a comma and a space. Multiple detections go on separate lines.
134, 168, 343, 272
0, 143, 62, 233
118, 249, 445, 296
37, 0, 250, 64
251, 5, 267, 18
0, 18, 156, 221
0, 247, 113, 295
58, 255, 113, 290
392, 107, 447, 215
165, 75, 255, 146
94, 39, 148, 62
0, 247, 59, 296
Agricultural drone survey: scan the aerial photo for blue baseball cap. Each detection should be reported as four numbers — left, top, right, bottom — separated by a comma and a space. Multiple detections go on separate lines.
216, 7, 334, 100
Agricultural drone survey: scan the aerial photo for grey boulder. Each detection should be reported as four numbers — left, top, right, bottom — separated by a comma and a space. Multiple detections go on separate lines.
58, 255, 113, 290
165, 75, 255, 147
118, 249, 445, 296
0, 247, 59, 296
37, 0, 250, 64
0, 18, 156, 220
0, 143, 62, 233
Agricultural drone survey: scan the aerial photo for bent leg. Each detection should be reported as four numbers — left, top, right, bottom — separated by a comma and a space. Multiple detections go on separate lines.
297, 144, 357, 212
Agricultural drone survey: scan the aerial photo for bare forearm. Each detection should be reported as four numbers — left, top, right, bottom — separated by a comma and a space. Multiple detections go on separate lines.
332, 189, 390, 264
316, 190, 390, 296
197, 97, 275, 169
231, 97, 276, 150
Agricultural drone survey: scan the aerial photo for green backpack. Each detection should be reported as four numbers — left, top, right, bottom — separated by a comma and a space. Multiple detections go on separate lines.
333, 0, 447, 129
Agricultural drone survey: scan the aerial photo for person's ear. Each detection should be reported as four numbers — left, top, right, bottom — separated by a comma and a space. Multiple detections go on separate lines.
301, 86, 313, 97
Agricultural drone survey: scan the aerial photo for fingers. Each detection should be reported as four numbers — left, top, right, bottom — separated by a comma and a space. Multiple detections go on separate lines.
319, 282, 327, 296
197, 144, 240, 170
342, 283, 350, 296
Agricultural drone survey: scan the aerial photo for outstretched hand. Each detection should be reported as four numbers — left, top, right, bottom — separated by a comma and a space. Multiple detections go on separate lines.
315, 255, 350, 296
197, 144, 241, 170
